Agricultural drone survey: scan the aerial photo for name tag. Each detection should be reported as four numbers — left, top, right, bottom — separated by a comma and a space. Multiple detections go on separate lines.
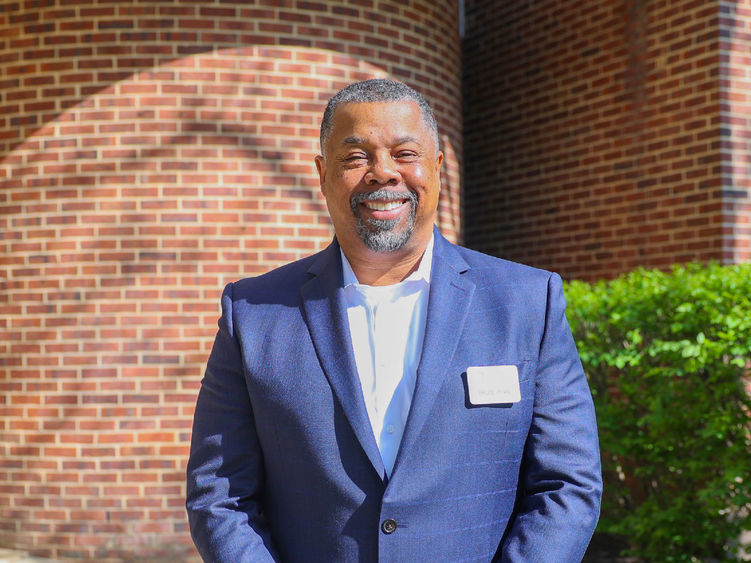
466, 365, 521, 405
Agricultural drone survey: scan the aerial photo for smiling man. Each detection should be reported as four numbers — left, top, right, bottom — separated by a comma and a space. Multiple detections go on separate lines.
315, 87, 443, 285
186, 79, 602, 562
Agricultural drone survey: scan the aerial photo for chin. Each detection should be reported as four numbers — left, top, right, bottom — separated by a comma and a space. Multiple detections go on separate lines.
358, 224, 413, 253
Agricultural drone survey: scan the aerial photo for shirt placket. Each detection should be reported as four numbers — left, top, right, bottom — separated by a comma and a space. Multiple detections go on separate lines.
374, 295, 396, 440
371, 291, 392, 439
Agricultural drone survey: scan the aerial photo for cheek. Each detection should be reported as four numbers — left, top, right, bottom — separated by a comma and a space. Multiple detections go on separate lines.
323, 184, 356, 216
324, 175, 353, 199
407, 168, 439, 199
406, 164, 441, 190
408, 166, 428, 182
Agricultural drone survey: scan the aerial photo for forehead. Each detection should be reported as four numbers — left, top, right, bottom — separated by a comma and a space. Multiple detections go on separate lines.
328, 101, 430, 142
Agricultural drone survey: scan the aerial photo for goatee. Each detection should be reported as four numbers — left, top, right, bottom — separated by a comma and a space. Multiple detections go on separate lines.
350, 189, 417, 252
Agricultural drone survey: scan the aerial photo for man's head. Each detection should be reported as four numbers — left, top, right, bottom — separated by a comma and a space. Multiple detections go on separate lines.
315, 79, 443, 262
319, 79, 440, 156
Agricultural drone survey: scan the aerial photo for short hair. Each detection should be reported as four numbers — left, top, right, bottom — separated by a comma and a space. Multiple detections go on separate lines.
319, 78, 439, 154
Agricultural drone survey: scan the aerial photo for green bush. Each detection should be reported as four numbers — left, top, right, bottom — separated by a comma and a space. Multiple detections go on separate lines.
565, 263, 751, 562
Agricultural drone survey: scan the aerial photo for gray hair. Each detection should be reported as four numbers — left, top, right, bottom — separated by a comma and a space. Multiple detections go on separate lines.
319, 78, 439, 154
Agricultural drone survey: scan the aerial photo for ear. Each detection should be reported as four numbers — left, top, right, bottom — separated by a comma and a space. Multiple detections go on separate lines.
314, 155, 327, 196
436, 150, 444, 191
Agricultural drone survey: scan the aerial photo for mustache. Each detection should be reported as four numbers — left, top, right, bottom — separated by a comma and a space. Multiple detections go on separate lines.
350, 189, 417, 211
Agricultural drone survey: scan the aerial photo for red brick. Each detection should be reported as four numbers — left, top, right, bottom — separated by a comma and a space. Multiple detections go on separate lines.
463, 0, 748, 279
0, 1, 459, 560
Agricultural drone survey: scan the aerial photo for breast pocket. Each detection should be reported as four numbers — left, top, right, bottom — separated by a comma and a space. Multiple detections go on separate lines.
460, 361, 535, 455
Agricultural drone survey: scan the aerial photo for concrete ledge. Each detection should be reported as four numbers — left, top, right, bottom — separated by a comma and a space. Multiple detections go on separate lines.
0, 549, 61, 563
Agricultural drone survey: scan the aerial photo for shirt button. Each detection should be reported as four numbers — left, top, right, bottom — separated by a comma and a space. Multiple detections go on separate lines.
381, 518, 397, 534
386, 425, 395, 434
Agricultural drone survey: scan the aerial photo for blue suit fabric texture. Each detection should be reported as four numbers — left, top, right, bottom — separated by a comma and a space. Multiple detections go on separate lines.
186, 228, 602, 563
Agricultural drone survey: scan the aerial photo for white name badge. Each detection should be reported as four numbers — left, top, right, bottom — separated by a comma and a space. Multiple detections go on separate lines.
466, 365, 521, 405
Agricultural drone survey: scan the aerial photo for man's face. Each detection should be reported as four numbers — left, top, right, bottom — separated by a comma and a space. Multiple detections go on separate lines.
315, 101, 443, 257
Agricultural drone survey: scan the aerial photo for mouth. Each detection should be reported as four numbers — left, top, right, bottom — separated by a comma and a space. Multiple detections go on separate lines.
361, 199, 409, 212
351, 189, 416, 216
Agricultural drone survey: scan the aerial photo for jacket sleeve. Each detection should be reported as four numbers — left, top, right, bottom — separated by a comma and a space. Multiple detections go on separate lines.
186, 283, 280, 563
499, 273, 602, 562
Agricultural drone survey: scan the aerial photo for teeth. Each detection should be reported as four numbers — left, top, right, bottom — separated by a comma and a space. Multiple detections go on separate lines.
364, 200, 404, 211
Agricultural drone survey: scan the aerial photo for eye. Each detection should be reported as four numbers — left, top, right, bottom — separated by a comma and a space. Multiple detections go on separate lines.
394, 150, 419, 161
341, 152, 368, 164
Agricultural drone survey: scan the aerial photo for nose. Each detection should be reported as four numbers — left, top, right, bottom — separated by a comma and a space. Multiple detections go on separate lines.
364, 153, 400, 185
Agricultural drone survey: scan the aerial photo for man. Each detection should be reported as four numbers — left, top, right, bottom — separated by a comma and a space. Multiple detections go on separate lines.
186, 79, 602, 562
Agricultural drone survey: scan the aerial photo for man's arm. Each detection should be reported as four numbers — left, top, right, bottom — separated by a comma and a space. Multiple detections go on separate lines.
186, 283, 279, 563
500, 273, 602, 562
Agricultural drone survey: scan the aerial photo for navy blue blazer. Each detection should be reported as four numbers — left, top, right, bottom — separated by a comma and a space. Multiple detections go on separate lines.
186, 228, 602, 562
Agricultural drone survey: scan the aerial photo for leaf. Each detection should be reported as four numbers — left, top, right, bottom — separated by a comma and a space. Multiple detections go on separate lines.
565, 262, 751, 561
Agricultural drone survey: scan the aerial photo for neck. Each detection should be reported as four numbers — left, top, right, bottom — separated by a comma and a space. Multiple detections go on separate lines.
346, 253, 422, 286
341, 234, 431, 286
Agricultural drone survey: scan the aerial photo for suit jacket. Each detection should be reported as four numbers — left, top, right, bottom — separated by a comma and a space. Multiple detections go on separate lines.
186, 228, 602, 563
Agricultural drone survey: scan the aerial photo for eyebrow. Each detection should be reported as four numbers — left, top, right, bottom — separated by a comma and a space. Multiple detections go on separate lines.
340, 136, 366, 146
339, 135, 423, 146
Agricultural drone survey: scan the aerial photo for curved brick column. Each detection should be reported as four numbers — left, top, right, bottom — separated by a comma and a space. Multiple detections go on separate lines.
0, 2, 461, 560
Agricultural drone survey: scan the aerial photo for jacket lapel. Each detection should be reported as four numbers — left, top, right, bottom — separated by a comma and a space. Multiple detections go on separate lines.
391, 231, 476, 476
300, 240, 386, 478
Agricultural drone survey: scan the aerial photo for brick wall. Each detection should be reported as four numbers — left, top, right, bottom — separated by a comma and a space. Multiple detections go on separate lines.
0, 1, 462, 561
721, 0, 751, 263
463, 0, 750, 280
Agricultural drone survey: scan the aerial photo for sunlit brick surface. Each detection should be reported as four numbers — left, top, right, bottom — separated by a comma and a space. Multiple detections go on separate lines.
0, 2, 461, 560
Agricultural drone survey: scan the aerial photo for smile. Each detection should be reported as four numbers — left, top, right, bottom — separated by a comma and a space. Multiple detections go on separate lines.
350, 189, 418, 222
362, 200, 407, 211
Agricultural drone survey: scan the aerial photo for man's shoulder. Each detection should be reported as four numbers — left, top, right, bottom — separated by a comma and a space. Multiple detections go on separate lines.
229, 244, 333, 300
441, 239, 554, 285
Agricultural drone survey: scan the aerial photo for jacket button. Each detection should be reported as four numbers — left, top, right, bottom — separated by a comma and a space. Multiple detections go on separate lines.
381, 518, 397, 534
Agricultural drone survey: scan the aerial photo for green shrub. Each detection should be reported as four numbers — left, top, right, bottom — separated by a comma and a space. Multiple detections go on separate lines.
565, 263, 751, 562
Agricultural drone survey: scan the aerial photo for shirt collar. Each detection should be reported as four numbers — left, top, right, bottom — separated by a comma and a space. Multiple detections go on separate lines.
340, 232, 434, 288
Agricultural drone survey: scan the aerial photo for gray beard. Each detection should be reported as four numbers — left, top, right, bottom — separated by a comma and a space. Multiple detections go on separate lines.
350, 189, 417, 252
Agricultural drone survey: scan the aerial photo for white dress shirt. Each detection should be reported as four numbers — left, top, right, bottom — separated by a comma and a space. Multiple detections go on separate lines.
340, 235, 433, 476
